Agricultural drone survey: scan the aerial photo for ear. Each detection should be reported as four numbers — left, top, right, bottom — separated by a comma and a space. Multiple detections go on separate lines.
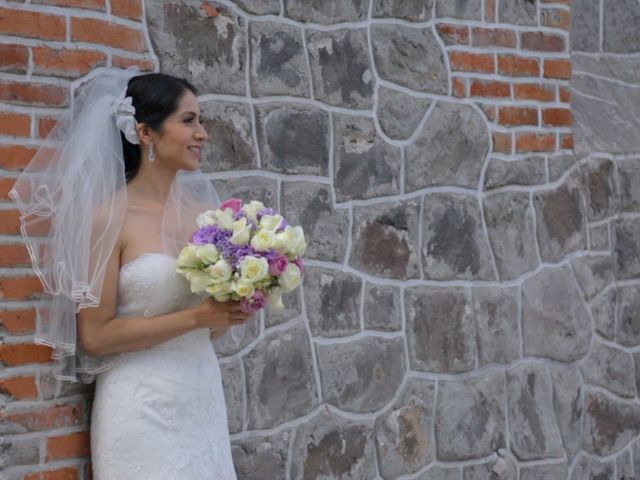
136, 123, 153, 146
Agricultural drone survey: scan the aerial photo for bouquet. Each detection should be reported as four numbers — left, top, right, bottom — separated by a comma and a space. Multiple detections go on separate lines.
175, 198, 306, 314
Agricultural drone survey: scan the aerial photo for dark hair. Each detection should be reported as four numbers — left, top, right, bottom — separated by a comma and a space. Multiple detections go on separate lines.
121, 73, 197, 181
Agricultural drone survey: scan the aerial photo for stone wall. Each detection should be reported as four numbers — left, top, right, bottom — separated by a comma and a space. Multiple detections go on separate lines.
143, 0, 640, 479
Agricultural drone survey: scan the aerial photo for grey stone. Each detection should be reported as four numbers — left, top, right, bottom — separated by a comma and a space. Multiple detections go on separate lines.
244, 323, 318, 429
373, 0, 434, 21
284, 0, 368, 24
303, 267, 362, 337
212, 176, 277, 207
582, 389, 640, 456
416, 466, 462, 480
0, 435, 40, 468
281, 181, 349, 262
435, 372, 506, 461
422, 193, 496, 281
634, 438, 640, 477
635, 353, 640, 401
220, 360, 243, 434
548, 154, 577, 183
498, 0, 537, 25
306, 28, 373, 108
573, 51, 640, 84
146, 1, 246, 94
254, 103, 329, 175
290, 410, 376, 480
549, 364, 584, 463
589, 223, 610, 251
406, 102, 489, 191
580, 157, 619, 221
405, 286, 477, 374
463, 454, 516, 480
249, 22, 309, 98
603, 0, 640, 53
483, 156, 546, 190
333, 113, 402, 201
615, 284, 640, 347
316, 336, 405, 413
371, 25, 448, 94
617, 449, 635, 480
436, 0, 482, 20
376, 86, 431, 141
471, 286, 520, 366
533, 172, 588, 263
590, 287, 616, 340
235, 0, 279, 14
589, 458, 615, 480
231, 430, 290, 479
374, 378, 436, 477
483, 191, 538, 280
521, 463, 568, 480
199, 101, 257, 172
214, 313, 261, 357
617, 158, 640, 212
569, 454, 591, 480
613, 218, 640, 279
507, 363, 564, 460
264, 288, 302, 328
570, 254, 615, 301
363, 283, 402, 332
571, 0, 600, 52
522, 266, 592, 362
351, 199, 421, 280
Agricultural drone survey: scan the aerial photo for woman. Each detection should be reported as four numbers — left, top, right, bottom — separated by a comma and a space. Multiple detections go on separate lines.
10, 67, 251, 478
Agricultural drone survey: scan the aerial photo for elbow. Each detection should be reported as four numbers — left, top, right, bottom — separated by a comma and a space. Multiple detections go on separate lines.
77, 324, 103, 358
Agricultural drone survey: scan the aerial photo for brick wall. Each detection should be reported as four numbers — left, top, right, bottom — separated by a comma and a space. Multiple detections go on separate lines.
0, 2, 154, 478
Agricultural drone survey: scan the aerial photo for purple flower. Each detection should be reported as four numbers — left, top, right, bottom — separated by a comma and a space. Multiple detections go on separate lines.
268, 255, 289, 276
257, 207, 278, 220
293, 257, 304, 275
240, 289, 267, 313
191, 225, 229, 245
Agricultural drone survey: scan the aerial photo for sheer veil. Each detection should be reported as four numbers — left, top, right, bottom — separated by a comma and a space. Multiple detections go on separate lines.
9, 67, 141, 389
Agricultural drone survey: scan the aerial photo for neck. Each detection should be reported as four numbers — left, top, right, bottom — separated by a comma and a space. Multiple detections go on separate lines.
127, 156, 177, 203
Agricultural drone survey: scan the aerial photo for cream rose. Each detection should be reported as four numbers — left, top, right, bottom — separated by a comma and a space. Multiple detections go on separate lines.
279, 263, 301, 292
232, 279, 255, 298
259, 214, 283, 231
229, 217, 252, 246
207, 258, 233, 284
194, 244, 219, 265
186, 270, 213, 293
250, 228, 276, 252
176, 244, 201, 269
238, 256, 269, 283
242, 200, 264, 224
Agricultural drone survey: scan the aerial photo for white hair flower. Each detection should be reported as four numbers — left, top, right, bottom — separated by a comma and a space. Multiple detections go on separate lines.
113, 93, 140, 145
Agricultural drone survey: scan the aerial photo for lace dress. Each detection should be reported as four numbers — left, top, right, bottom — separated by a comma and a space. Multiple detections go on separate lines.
90, 253, 237, 479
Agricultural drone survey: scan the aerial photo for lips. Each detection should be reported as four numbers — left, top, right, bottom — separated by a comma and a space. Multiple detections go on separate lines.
188, 146, 201, 157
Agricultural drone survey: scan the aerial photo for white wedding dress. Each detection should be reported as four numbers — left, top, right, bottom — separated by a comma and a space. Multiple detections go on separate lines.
90, 253, 237, 479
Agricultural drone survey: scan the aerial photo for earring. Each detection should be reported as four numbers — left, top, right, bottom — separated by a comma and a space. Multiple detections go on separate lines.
148, 143, 155, 162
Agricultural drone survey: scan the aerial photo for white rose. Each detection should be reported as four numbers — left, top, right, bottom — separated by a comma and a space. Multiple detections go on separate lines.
176, 244, 201, 269
186, 270, 213, 293
196, 210, 218, 228
238, 256, 269, 283
242, 200, 265, 224
259, 214, 283, 231
194, 244, 219, 264
207, 258, 232, 284
232, 279, 255, 298
206, 281, 233, 301
214, 208, 236, 231
279, 263, 301, 293
267, 288, 285, 312
288, 226, 307, 258
229, 217, 252, 246
250, 228, 276, 252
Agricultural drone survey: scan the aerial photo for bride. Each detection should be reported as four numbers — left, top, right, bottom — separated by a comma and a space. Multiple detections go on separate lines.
10, 67, 252, 478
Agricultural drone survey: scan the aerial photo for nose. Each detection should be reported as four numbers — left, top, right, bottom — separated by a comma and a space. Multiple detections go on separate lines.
195, 122, 208, 142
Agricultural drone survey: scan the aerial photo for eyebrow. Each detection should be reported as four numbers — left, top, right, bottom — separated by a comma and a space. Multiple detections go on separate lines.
180, 111, 200, 117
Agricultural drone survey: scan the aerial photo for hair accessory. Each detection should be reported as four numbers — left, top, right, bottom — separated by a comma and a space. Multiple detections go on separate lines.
113, 93, 140, 145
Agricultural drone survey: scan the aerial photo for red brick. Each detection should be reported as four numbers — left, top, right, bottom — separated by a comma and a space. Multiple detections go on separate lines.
0, 375, 38, 399
46, 431, 91, 460
559, 86, 571, 103
498, 55, 540, 77
521, 31, 566, 52
111, 0, 143, 20
544, 59, 571, 79
436, 23, 469, 45
25, 467, 80, 480
481, 104, 497, 122
498, 106, 538, 126
470, 79, 510, 98
493, 132, 512, 153
452, 77, 466, 98
450, 51, 495, 73
485, 0, 497, 22
0, 209, 51, 235
0, 342, 52, 365
0, 145, 38, 170
543, 108, 572, 126
0, 44, 29, 73
0, 276, 45, 300
0, 111, 31, 137
472, 27, 517, 48
33, 46, 107, 78
0, 178, 18, 200
0, 243, 31, 267
0, 308, 37, 334
0, 79, 69, 107
112, 55, 156, 72
560, 133, 574, 149
38, 117, 60, 138
541, 8, 571, 30
71, 17, 145, 52
0, 7, 66, 41
7, 403, 84, 431
514, 83, 555, 102
32, 0, 105, 10
516, 132, 556, 152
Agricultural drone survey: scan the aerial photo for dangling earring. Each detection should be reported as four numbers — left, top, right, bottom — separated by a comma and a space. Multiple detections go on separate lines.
148, 143, 155, 162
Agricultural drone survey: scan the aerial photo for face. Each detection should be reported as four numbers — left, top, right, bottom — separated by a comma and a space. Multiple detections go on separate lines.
149, 90, 208, 171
